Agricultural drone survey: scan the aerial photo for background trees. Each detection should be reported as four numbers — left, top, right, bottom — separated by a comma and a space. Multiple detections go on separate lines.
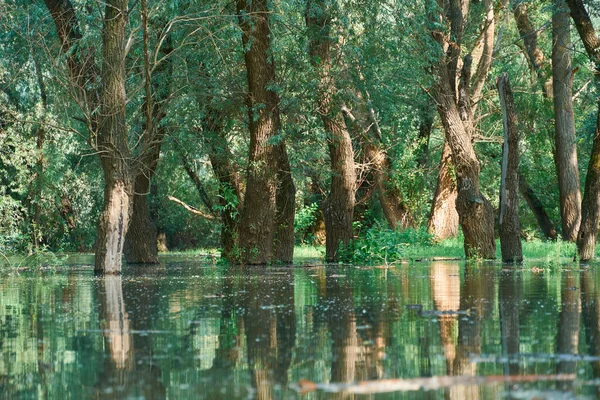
3, 0, 600, 264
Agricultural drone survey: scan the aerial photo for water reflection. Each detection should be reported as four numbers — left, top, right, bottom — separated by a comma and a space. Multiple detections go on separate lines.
241, 268, 296, 399
95, 271, 166, 399
3, 263, 600, 398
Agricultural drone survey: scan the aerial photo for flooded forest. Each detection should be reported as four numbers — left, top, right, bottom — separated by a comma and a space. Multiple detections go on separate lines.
3, 0, 600, 398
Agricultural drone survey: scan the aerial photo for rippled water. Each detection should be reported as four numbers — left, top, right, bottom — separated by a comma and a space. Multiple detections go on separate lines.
1, 260, 600, 399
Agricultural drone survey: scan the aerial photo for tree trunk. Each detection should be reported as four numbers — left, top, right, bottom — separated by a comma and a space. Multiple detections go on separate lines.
204, 121, 243, 260
434, 66, 496, 259
578, 110, 600, 261
307, 0, 357, 262
345, 104, 413, 230
124, 31, 172, 265
428, 141, 459, 240
32, 55, 47, 250
273, 144, 296, 263
237, 0, 290, 264
553, 0, 581, 242
497, 73, 523, 263
124, 174, 158, 264
565, 0, 600, 261
519, 171, 558, 240
94, 0, 132, 274
324, 118, 356, 262
470, 0, 495, 107
512, 2, 553, 97
432, 0, 496, 259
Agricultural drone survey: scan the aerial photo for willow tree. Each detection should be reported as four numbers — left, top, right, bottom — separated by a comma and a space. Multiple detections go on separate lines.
306, 0, 357, 262
45, 0, 166, 272
553, 0, 581, 242
430, 0, 496, 258
236, 0, 295, 264
566, 0, 600, 261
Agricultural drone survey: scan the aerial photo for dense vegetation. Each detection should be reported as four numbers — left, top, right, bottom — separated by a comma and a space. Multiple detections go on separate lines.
2, 0, 600, 271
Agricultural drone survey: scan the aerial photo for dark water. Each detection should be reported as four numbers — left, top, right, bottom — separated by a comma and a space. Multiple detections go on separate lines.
2, 261, 600, 399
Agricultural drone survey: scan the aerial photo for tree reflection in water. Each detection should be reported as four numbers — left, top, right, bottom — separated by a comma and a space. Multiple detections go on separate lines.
6, 262, 600, 398
95, 270, 166, 399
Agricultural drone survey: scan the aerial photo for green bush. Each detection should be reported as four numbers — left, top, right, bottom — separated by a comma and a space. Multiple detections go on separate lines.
294, 202, 319, 244
343, 225, 434, 265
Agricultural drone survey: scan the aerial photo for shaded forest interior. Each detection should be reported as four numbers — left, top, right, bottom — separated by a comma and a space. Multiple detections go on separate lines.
3, 0, 600, 271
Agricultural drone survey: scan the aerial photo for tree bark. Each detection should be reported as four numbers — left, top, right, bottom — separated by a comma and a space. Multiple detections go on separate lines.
236, 0, 293, 264
273, 144, 296, 263
497, 73, 523, 263
201, 112, 243, 261
435, 70, 496, 258
428, 141, 459, 240
431, 0, 496, 258
553, 0, 582, 242
307, 0, 357, 262
470, 0, 495, 107
94, 0, 132, 274
512, 1, 553, 97
343, 103, 413, 230
124, 31, 172, 265
566, 0, 600, 261
124, 173, 159, 264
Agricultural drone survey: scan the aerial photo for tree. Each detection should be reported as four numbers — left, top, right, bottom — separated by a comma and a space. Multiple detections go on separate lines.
565, 0, 600, 261
236, 0, 296, 264
44, 0, 168, 272
431, 0, 496, 258
124, 15, 173, 265
306, 0, 357, 262
497, 73, 523, 263
552, 0, 581, 242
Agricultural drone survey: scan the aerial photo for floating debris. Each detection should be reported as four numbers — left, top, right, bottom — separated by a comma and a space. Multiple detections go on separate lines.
294, 374, 576, 394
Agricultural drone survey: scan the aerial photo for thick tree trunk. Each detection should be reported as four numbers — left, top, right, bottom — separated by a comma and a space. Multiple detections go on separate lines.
307, 0, 357, 262
428, 141, 459, 240
124, 173, 158, 264
273, 144, 296, 263
434, 67, 496, 258
497, 73, 523, 263
553, 0, 581, 242
205, 128, 243, 260
519, 172, 558, 240
578, 110, 600, 261
94, 0, 131, 274
96, 178, 132, 274
237, 0, 291, 264
566, 0, 600, 261
431, 0, 496, 258
124, 32, 172, 265
324, 117, 356, 262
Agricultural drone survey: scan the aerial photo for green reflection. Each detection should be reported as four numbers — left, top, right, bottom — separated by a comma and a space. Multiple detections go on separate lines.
1, 263, 600, 399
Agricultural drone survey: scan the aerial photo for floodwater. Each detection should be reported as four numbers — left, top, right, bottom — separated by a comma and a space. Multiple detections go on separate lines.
2, 260, 600, 399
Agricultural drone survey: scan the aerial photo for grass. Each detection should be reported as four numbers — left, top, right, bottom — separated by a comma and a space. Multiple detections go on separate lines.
0, 238, 585, 270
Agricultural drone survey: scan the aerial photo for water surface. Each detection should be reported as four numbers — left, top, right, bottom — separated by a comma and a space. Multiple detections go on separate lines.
1, 261, 600, 399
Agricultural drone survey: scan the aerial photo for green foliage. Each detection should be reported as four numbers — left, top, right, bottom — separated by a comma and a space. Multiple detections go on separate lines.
294, 202, 319, 244
343, 225, 434, 265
